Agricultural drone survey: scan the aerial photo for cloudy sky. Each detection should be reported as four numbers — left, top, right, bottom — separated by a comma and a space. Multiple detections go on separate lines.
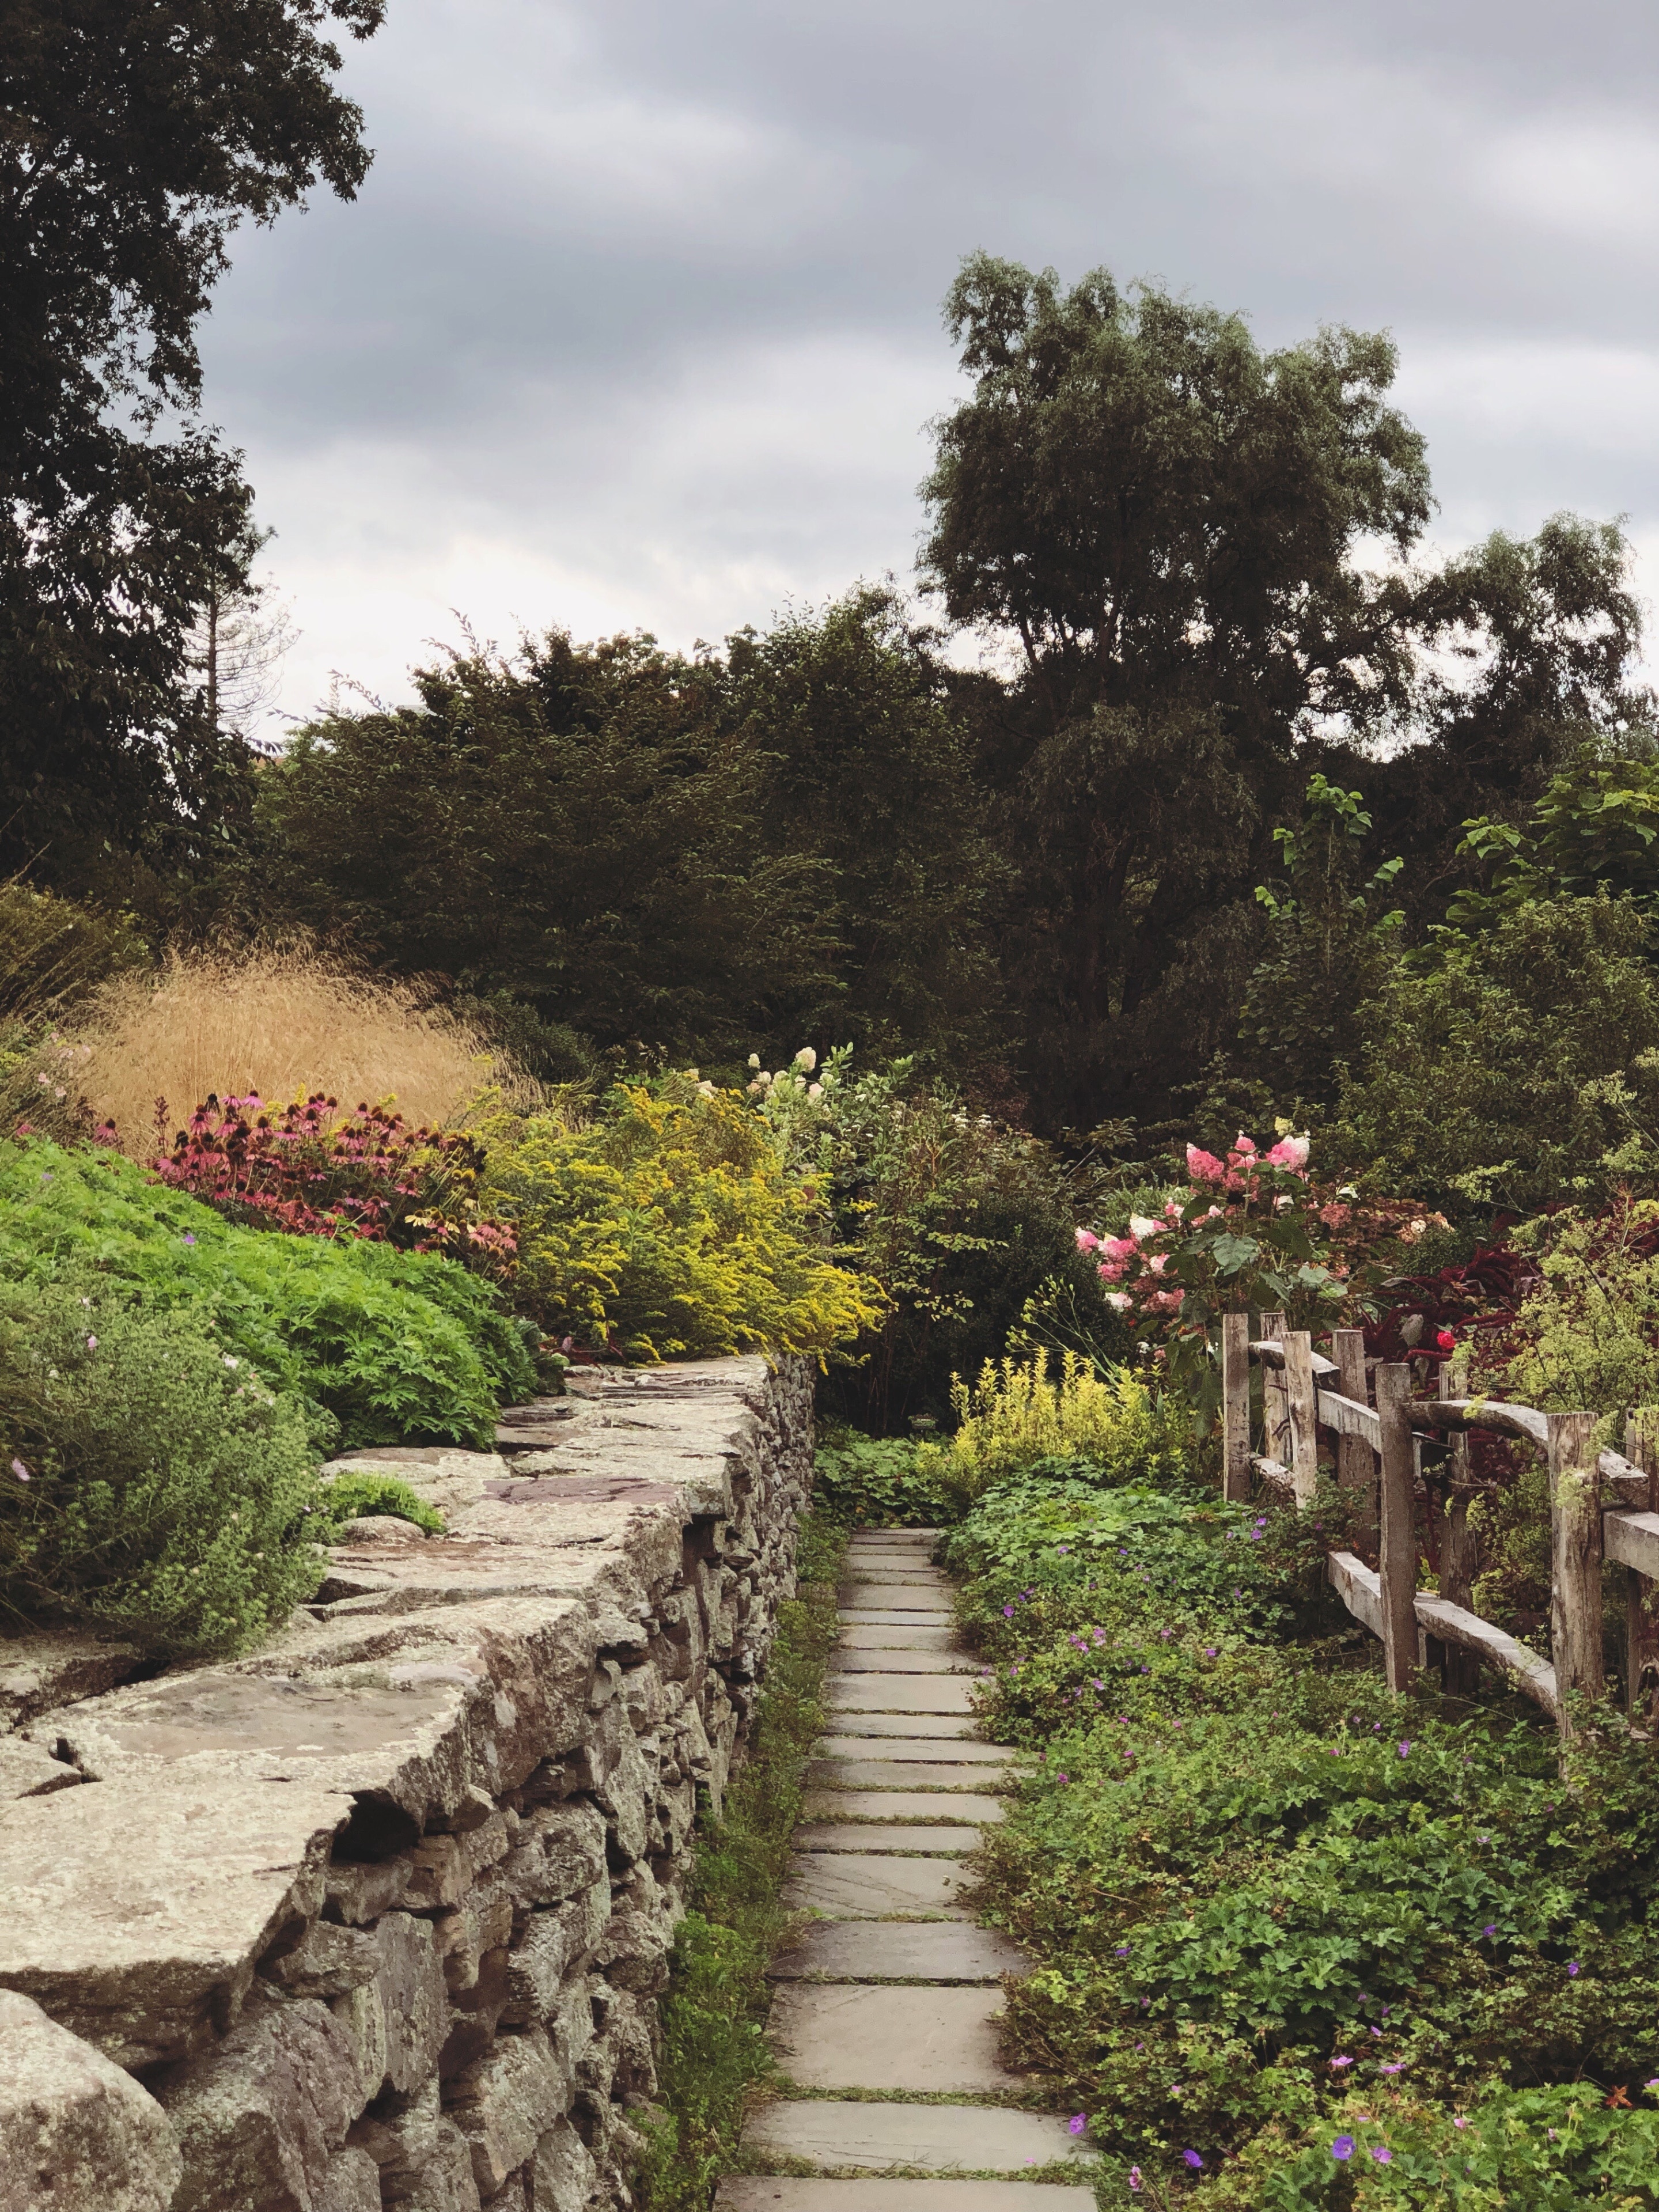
199, 0, 1659, 727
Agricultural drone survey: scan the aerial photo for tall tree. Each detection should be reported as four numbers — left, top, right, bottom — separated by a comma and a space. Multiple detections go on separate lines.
921, 255, 1431, 1130
0, 0, 383, 880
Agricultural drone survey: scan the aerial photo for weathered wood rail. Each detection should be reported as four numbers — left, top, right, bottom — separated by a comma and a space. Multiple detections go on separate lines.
1220, 1316, 1659, 1737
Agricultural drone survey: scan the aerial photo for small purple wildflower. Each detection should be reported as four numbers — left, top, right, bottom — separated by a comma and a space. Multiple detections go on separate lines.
1067, 2114, 1086, 2136
85, 1334, 97, 1351
1567, 1961, 1581, 1977
182, 1232, 196, 1245
1003, 1605, 1014, 1618
1371, 2146, 1393, 2164
9, 1459, 29, 1483
1182, 2150, 1203, 2170
1330, 2055, 1354, 2069
1398, 1740, 1411, 1758
1128, 2168, 1142, 2192
1380, 2063, 1404, 2074
1331, 2135, 1355, 2161
1483, 1925, 1497, 1938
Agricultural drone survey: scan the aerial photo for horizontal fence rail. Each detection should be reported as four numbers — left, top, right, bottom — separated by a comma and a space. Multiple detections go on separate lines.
1222, 1321, 1659, 1739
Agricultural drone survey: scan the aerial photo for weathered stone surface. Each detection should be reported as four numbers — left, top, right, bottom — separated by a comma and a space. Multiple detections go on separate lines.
0, 1632, 142, 1729
324, 1856, 410, 1925
824, 1675, 976, 1714
837, 1609, 955, 1626
0, 1733, 84, 1799
827, 1650, 975, 1675
0, 1988, 180, 2212
502, 1802, 607, 1908
805, 1759, 1010, 1792
837, 1587, 954, 1611
317, 2144, 384, 2212
782, 1854, 969, 1919
835, 1623, 959, 1649
810, 1709, 978, 1739
533, 2114, 599, 2212
160, 1994, 363, 2212
800, 1790, 1005, 1824
741, 2100, 1090, 2175
718, 2182, 1099, 2209
791, 1823, 983, 1855
374, 1912, 450, 2097
265, 1921, 380, 1999
0, 1777, 345, 2064
769, 1921, 1028, 1982
448, 2027, 570, 2196
813, 1736, 1007, 1764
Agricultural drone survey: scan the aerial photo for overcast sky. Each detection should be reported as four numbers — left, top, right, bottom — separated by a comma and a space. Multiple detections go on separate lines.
199, 0, 1659, 727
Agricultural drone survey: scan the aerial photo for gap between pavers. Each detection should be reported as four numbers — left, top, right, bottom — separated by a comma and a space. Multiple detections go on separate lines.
800, 1788, 1006, 1823
805, 1760, 1010, 1793
828, 1650, 978, 1674
816, 1711, 980, 1738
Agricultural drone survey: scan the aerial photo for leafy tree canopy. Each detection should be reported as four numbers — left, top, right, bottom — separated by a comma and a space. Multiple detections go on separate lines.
0, 0, 382, 878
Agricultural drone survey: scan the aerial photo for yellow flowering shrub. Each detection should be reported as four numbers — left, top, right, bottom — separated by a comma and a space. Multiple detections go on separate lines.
918, 1348, 1190, 1500
487, 1080, 881, 1362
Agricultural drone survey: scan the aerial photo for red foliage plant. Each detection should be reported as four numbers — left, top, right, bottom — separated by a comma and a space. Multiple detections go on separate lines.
152, 1091, 516, 1270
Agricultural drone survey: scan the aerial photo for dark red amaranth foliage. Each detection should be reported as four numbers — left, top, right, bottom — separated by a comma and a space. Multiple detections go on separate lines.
1363, 1243, 1540, 1365
153, 1090, 516, 1270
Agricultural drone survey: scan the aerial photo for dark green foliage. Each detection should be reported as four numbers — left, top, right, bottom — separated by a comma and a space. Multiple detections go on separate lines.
315, 1471, 444, 1537
256, 635, 841, 1062
0, 880, 151, 1138
810, 1428, 960, 1527
1, 0, 383, 877
727, 585, 1007, 1066
1441, 754, 1659, 943
634, 1512, 845, 2210
0, 1137, 532, 1447
945, 1467, 1659, 2201
1331, 896, 1659, 1216
0, 1280, 324, 1657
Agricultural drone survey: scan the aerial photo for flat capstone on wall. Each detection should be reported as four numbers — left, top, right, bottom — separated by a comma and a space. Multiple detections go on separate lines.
0, 1354, 815, 2212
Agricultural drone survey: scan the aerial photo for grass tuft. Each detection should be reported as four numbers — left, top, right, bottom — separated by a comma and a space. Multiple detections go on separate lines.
634, 1508, 847, 2211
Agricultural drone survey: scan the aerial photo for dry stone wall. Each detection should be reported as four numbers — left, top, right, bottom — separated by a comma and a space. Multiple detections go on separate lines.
0, 1355, 814, 2212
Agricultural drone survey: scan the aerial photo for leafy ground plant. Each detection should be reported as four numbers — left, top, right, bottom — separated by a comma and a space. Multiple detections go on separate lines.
944, 1465, 1659, 2206
0, 1281, 324, 1658
811, 1426, 961, 1526
632, 1509, 846, 2210
315, 1471, 445, 1537
0, 1135, 532, 1446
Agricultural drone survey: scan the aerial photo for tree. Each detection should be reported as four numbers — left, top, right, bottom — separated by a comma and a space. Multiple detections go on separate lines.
185, 524, 298, 754
921, 256, 1659, 1143
724, 586, 1009, 1072
256, 634, 843, 1059
0, 0, 383, 878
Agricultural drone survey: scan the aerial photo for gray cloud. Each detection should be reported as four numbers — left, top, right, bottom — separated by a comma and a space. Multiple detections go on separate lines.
194, 0, 1659, 722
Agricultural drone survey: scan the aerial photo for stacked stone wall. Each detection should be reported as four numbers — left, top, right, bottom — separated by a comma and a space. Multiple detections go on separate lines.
0, 1355, 813, 2212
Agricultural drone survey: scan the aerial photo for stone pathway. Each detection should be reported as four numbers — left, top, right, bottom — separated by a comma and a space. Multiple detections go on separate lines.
715, 1528, 1097, 2210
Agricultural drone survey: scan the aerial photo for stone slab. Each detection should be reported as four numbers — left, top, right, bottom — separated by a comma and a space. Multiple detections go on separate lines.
718, 2182, 1099, 2210
792, 1824, 984, 1855
841, 1554, 943, 1570
770, 1920, 1027, 1982
825, 1676, 977, 1714
836, 1624, 959, 1650
741, 2101, 1093, 2176
0, 1988, 182, 2211
813, 1737, 1009, 1764
839, 1571, 953, 1589
839, 1608, 956, 1624
828, 1651, 975, 1676
801, 1791, 1005, 1824
815, 1711, 978, 1739
782, 1854, 968, 1917
805, 1760, 1010, 1793
766, 1985, 1010, 2092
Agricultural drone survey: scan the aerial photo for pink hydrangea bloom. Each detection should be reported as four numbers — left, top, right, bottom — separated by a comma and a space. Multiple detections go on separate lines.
1186, 1144, 1226, 1183
1266, 1133, 1310, 1171
1101, 1236, 1139, 1262
1075, 1228, 1100, 1253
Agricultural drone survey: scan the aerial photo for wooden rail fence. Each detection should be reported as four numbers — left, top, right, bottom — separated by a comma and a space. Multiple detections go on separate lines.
1218, 1312, 1659, 1737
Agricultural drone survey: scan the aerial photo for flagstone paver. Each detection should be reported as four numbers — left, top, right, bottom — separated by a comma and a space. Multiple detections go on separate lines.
734, 2101, 1094, 2176
719, 1527, 1096, 2207
791, 1821, 986, 1854
719, 2182, 1099, 2210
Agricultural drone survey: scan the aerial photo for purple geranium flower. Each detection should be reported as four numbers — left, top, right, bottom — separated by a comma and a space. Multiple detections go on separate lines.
1067, 2114, 1086, 2135
1182, 2150, 1204, 2169
1331, 2135, 1355, 2161
1371, 2146, 1393, 2164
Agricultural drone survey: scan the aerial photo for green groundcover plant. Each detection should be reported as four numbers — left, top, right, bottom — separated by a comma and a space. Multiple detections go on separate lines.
944, 1462, 1659, 2206
0, 1282, 324, 1658
810, 1426, 961, 1527
0, 1135, 533, 1447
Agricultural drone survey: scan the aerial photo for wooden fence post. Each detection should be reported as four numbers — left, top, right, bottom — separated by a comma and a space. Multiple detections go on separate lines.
1260, 1310, 1287, 1474
1332, 1326, 1374, 1543
1435, 1356, 1480, 1695
1624, 1411, 1659, 1723
1283, 1330, 1319, 1508
1221, 1312, 1251, 1503
1548, 1410, 1603, 1736
1374, 1362, 1419, 1693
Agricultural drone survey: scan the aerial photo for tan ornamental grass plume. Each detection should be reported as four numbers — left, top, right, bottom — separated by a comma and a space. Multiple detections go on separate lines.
67, 948, 533, 1156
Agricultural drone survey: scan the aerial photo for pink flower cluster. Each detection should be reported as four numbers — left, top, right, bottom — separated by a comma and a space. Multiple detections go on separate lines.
1078, 1208, 1185, 1313
1185, 1129, 1310, 1187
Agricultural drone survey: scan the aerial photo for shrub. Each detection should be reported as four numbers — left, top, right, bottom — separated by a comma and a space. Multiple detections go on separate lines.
0, 880, 149, 1141
487, 1077, 881, 1361
918, 1350, 1191, 1503
0, 1282, 323, 1658
315, 1471, 444, 1537
67, 946, 531, 1151
0, 1137, 532, 1446
811, 1428, 960, 1527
